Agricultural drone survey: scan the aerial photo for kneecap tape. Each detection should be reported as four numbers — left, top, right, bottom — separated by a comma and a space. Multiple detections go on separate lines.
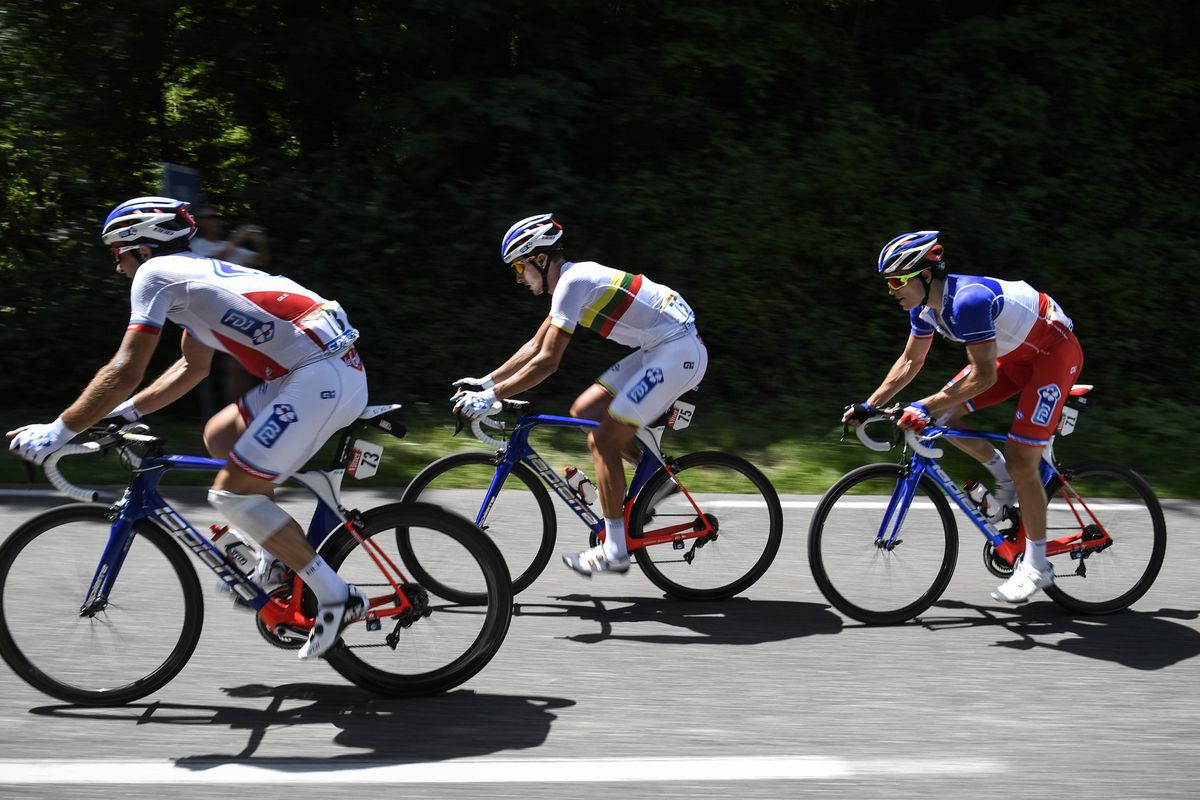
207, 489, 293, 543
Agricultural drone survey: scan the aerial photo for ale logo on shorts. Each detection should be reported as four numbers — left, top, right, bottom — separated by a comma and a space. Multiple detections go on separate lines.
221, 308, 275, 345
1032, 384, 1062, 426
626, 368, 665, 404
253, 404, 298, 448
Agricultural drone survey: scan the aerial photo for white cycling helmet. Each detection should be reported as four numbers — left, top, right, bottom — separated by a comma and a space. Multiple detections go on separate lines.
500, 213, 563, 264
101, 196, 196, 255
877, 230, 944, 276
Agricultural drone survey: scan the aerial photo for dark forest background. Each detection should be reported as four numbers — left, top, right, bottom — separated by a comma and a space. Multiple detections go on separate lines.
2, 1, 1198, 489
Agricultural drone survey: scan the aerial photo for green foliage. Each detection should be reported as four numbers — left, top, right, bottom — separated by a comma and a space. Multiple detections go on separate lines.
2, 1, 1198, 493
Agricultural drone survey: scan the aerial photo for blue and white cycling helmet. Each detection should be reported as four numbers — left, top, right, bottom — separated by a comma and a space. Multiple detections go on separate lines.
501, 213, 563, 264
101, 196, 196, 258
877, 230, 945, 276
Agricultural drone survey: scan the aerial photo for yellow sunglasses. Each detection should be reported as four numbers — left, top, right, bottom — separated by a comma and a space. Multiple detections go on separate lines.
885, 269, 926, 290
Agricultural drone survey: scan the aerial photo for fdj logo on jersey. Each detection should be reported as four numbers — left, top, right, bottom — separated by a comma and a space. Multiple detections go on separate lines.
1032, 384, 1062, 426
626, 368, 665, 404
221, 309, 275, 345
253, 404, 298, 448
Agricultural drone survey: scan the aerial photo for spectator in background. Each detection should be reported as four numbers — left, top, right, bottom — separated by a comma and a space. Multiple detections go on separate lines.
190, 207, 271, 403
191, 206, 270, 268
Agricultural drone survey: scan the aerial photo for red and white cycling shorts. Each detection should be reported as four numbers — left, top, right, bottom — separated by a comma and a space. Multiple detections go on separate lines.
946, 331, 1084, 447
229, 348, 369, 483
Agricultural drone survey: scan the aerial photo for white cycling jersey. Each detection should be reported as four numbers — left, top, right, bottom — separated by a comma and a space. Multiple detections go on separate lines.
549, 261, 696, 349
128, 251, 358, 380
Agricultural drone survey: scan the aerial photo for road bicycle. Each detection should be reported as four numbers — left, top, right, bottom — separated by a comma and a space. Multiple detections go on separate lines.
808, 386, 1166, 624
400, 397, 783, 602
0, 405, 513, 706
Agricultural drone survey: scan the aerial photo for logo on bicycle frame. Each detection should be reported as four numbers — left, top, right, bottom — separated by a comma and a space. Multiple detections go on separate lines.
1032, 384, 1062, 426
626, 368, 665, 404
253, 404, 298, 448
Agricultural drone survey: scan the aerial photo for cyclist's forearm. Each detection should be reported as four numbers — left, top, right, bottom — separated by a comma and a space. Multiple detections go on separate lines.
490, 340, 540, 384
923, 372, 996, 418
494, 354, 558, 400
867, 359, 923, 407
60, 363, 141, 431
130, 357, 211, 416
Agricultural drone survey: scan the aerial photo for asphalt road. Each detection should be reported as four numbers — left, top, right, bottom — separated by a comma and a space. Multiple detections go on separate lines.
0, 485, 1196, 800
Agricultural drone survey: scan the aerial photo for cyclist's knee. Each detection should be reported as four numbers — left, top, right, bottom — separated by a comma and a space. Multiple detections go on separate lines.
207, 488, 292, 543
204, 404, 244, 460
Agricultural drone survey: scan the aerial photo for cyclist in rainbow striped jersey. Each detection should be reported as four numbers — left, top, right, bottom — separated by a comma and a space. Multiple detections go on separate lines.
842, 231, 1083, 604
452, 214, 707, 576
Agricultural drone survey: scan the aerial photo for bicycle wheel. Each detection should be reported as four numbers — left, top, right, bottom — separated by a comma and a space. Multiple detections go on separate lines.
0, 504, 203, 706
808, 464, 958, 625
630, 452, 783, 601
320, 502, 513, 696
400, 451, 555, 599
1041, 460, 1167, 613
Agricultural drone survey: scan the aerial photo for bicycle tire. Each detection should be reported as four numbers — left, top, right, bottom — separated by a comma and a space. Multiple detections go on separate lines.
0, 504, 204, 706
320, 502, 513, 696
630, 452, 783, 601
1041, 460, 1167, 614
400, 451, 556, 600
808, 463, 958, 624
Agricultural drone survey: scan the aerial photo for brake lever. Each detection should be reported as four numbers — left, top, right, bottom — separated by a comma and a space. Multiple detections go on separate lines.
22, 460, 36, 485
453, 414, 464, 437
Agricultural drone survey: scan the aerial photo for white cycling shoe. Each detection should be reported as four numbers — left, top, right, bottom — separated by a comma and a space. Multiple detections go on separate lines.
563, 545, 631, 577
298, 585, 369, 661
991, 560, 1054, 604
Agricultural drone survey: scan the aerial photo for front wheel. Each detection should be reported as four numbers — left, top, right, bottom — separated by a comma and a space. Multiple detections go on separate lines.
1042, 460, 1167, 614
0, 504, 204, 706
808, 463, 958, 624
320, 502, 513, 697
400, 451, 556, 599
630, 452, 783, 601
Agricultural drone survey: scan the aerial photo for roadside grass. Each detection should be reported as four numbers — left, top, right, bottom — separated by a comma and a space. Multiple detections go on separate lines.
2, 404, 1195, 498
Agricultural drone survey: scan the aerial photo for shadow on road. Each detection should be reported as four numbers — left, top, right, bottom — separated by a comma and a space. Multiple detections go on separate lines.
30, 684, 573, 767
922, 601, 1200, 669
515, 595, 842, 644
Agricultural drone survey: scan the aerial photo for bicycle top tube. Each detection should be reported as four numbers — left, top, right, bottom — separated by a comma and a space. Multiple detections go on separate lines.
913, 425, 1008, 446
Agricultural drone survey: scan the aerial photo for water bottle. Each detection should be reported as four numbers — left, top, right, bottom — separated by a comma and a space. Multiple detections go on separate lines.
963, 480, 1001, 522
564, 466, 598, 505
210, 524, 258, 578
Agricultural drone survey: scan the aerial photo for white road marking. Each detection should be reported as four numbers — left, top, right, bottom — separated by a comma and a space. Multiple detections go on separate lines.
710, 500, 1147, 510
0, 756, 1002, 784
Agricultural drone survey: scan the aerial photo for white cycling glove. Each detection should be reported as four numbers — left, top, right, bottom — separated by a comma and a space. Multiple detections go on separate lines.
452, 387, 499, 419
104, 399, 142, 423
451, 374, 495, 391
7, 417, 77, 465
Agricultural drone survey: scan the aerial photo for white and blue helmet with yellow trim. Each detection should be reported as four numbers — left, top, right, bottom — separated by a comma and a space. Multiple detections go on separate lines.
877, 230, 944, 276
501, 213, 563, 264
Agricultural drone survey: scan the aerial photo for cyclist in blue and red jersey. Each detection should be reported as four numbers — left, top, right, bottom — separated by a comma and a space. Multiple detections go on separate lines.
7, 197, 369, 659
452, 214, 707, 577
842, 231, 1084, 603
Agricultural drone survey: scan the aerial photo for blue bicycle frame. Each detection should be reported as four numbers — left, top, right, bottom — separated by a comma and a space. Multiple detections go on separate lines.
474, 413, 664, 540
82, 453, 344, 616
877, 426, 1058, 559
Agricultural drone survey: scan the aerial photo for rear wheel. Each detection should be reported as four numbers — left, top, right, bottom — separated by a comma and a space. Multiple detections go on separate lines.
630, 452, 783, 600
321, 502, 513, 696
1042, 460, 1166, 613
0, 504, 203, 705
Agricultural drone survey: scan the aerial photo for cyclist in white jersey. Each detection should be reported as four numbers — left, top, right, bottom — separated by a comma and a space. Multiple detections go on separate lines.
7, 197, 369, 659
842, 231, 1083, 604
452, 214, 708, 575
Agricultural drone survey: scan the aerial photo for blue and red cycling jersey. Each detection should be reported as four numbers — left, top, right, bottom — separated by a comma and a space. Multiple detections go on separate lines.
910, 274, 1073, 359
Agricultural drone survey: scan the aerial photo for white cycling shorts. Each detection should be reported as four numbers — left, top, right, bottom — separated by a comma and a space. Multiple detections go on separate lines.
228, 349, 369, 483
597, 332, 707, 428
